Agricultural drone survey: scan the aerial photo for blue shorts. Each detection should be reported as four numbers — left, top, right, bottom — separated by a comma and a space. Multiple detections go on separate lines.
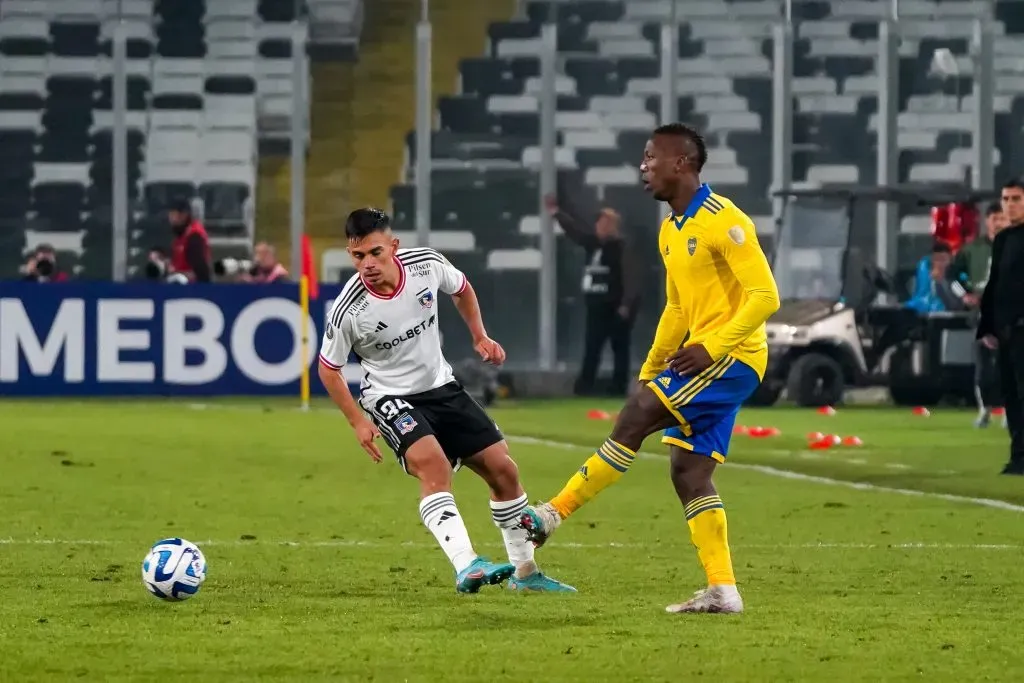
647, 356, 760, 463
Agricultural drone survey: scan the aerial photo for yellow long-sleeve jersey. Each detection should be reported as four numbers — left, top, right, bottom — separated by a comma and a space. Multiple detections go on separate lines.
638, 185, 781, 381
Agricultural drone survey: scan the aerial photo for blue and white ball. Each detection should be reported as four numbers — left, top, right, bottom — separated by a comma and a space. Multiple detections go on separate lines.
141, 537, 207, 601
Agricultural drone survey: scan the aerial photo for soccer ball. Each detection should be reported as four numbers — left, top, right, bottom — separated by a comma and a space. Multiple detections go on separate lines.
141, 537, 207, 601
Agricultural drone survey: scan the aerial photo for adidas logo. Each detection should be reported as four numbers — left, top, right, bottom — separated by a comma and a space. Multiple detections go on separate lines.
375, 321, 388, 332
437, 510, 457, 525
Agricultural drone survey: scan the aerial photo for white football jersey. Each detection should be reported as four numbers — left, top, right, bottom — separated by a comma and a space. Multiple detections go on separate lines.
319, 247, 467, 402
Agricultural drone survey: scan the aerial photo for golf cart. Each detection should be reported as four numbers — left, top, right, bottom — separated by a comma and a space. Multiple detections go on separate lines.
752, 184, 996, 407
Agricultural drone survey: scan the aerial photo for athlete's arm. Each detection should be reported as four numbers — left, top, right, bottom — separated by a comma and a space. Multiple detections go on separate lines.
452, 279, 506, 365
639, 264, 689, 381
319, 315, 383, 462
702, 219, 781, 361
437, 252, 506, 365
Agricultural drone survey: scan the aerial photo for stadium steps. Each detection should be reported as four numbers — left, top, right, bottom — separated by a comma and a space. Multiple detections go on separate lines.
255, 154, 289, 261
300, 0, 515, 265
255, 59, 358, 270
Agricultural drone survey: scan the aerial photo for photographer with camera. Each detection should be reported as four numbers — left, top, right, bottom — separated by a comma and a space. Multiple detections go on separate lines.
21, 244, 68, 282
168, 197, 211, 283
214, 242, 289, 283
242, 242, 289, 283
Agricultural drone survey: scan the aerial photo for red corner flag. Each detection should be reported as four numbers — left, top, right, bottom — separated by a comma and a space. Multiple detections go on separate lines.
300, 234, 319, 300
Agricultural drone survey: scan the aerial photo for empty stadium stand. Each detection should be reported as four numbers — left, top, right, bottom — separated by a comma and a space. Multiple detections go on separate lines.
0, 0, 320, 279
374, 0, 1024, 365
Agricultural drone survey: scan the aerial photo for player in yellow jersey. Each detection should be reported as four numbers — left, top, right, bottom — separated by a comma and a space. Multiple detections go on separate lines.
519, 123, 780, 613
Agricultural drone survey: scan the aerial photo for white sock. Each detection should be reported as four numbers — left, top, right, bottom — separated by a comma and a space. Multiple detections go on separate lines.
490, 493, 537, 578
419, 492, 477, 574
713, 583, 741, 598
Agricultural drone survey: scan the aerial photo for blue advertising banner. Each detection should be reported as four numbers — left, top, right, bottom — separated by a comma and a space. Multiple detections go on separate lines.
0, 282, 361, 397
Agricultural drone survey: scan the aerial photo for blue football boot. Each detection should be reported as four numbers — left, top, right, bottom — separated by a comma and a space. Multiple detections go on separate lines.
455, 557, 515, 594
507, 571, 578, 593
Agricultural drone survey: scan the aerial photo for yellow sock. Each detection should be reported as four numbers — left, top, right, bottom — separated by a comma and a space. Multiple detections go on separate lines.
549, 438, 636, 519
685, 495, 736, 586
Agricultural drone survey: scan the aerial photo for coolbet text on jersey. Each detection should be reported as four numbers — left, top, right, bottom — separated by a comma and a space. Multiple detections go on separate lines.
639, 184, 780, 461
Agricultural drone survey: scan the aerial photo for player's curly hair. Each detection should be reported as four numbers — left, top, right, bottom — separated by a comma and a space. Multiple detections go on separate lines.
345, 207, 391, 239
653, 122, 707, 171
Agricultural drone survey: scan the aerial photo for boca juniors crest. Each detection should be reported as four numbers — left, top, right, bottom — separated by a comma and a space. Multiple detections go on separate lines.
417, 288, 434, 309
687, 236, 697, 256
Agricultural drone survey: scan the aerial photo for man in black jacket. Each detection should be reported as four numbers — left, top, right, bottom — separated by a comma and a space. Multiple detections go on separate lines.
977, 178, 1024, 475
545, 195, 641, 396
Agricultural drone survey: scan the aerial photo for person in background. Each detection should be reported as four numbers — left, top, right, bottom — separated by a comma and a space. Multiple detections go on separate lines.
21, 244, 68, 282
168, 197, 211, 283
904, 243, 963, 313
544, 194, 641, 397
977, 177, 1024, 475
242, 242, 289, 283
948, 202, 1009, 428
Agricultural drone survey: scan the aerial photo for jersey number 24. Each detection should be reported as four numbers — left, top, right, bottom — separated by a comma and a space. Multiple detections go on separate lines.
378, 398, 414, 420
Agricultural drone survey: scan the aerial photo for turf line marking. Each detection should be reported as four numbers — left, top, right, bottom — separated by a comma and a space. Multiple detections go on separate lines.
506, 435, 1024, 514
0, 538, 1019, 551
182, 404, 1018, 513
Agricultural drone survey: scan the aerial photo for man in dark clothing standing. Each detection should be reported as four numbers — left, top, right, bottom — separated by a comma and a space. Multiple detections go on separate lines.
949, 202, 1009, 428
545, 195, 641, 396
977, 178, 1024, 475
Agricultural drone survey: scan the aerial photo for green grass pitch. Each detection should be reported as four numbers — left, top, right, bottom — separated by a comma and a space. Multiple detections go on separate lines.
1, 398, 1022, 681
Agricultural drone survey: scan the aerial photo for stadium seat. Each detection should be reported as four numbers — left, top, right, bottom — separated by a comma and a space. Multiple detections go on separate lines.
0, 0, 324, 278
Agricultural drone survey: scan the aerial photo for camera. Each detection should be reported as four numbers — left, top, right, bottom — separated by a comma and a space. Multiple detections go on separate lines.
142, 249, 186, 283
145, 257, 168, 280
35, 255, 55, 278
214, 258, 257, 278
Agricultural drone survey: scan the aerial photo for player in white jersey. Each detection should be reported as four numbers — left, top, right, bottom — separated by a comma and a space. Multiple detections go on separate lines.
318, 208, 575, 594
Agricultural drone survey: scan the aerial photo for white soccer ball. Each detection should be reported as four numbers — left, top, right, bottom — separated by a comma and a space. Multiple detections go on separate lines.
141, 537, 207, 601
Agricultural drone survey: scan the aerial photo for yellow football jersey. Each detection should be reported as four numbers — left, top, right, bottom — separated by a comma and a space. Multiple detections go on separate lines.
639, 185, 780, 380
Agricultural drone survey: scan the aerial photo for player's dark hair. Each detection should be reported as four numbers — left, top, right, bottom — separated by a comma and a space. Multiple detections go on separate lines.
1002, 177, 1024, 193
652, 122, 707, 171
345, 208, 391, 239
932, 241, 952, 255
987, 201, 1003, 216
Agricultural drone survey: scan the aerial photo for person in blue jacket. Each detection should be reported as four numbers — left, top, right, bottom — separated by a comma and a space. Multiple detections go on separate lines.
905, 242, 965, 313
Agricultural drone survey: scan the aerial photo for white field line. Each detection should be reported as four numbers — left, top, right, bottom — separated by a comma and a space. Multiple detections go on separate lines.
184, 404, 1022, 514
0, 538, 1020, 551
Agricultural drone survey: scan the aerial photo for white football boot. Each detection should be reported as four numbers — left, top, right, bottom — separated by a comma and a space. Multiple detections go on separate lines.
666, 585, 744, 614
519, 502, 562, 548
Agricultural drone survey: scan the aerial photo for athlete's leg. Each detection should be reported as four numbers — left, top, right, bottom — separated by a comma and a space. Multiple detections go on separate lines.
464, 443, 576, 592
520, 385, 677, 547
402, 436, 513, 592
664, 445, 742, 614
